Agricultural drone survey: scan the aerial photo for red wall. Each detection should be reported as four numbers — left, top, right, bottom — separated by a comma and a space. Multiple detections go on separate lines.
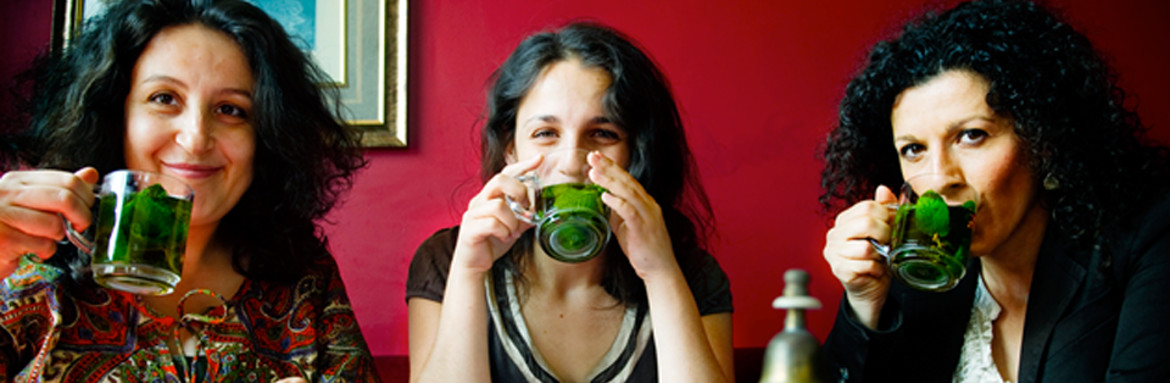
4, 0, 1170, 361
0, 0, 52, 125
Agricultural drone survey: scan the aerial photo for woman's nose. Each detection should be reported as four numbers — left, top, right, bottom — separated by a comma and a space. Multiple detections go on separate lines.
552, 148, 591, 180
174, 111, 214, 153
927, 150, 961, 178
558, 136, 587, 152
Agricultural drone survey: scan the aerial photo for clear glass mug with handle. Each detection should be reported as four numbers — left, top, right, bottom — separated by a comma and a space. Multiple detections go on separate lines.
64, 169, 193, 295
506, 148, 611, 263
868, 173, 978, 292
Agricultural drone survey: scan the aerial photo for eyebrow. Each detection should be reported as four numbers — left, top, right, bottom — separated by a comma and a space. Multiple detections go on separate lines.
893, 115, 995, 142
141, 74, 184, 87
524, 115, 560, 126
139, 74, 253, 98
589, 116, 615, 125
521, 115, 615, 127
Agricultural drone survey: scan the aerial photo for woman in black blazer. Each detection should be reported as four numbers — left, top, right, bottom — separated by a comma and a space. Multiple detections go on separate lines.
818, 1, 1170, 382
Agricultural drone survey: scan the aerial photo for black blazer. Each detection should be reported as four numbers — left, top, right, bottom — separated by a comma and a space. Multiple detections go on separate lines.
823, 195, 1170, 383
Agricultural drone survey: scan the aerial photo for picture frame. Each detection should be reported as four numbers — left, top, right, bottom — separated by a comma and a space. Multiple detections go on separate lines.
53, 0, 408, 148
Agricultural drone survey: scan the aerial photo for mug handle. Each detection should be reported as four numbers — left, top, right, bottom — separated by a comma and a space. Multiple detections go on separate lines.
867, 238, 891, 259
504, 174, 540, 225
59, 186, 101, 255
61, 213, 95, 255
866, 202, 901, 260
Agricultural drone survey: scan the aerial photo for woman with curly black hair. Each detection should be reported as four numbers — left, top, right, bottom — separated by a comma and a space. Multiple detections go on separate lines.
820, 0, 1170, 382
0, 0, 375, 381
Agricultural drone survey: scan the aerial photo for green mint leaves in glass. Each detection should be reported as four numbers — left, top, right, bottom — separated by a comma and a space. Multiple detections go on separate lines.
65, 170, 193, 295
536, 183, 610, 262
507, 149, 612, 263
870, 174, 978, 292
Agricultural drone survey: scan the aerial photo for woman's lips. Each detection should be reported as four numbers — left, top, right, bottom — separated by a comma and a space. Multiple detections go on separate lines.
163, 163, 221, 179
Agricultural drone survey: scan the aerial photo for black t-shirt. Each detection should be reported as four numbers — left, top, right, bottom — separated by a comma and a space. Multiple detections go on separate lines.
406, 227, 733, 382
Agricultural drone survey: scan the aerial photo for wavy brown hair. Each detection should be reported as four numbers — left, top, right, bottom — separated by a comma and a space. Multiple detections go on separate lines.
7, 0, 366, 285
480, 22, 714, 305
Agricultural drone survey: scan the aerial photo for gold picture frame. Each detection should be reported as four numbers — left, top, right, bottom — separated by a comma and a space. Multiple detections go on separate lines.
54, 0, 408, 148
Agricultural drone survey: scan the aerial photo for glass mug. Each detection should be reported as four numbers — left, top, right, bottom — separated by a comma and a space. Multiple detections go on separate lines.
868, 173, 978, 292
507, 149, 611, 263
65, 170, 193, 295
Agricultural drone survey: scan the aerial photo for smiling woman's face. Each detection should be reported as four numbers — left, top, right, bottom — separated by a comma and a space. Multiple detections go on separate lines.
510, 58, 629, 169
123, 23, 256, 229
891, 69, 1044, 256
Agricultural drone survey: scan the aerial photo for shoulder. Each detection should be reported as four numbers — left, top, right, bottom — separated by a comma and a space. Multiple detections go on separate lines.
409, 226, 459, 275
405, 226, 460, 303
241, 252, 352, 311
1109, 193, 1170, 268
416, 227, 460, 258
1128, 193, 1170, 241
282, 252, 346, 292
306, 252, 343, 277
677, 247, 727, 284
676, 247, 733, 315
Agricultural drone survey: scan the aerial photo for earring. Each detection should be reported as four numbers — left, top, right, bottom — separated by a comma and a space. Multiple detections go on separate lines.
1043, 173, 1060, 190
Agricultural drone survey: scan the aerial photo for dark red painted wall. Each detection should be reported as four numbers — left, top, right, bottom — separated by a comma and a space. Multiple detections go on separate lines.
0, 0, 53, 128
4, 0, 1169, 362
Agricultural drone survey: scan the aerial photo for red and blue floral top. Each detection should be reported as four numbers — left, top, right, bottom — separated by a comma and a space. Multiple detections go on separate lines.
0, 254, 379, 382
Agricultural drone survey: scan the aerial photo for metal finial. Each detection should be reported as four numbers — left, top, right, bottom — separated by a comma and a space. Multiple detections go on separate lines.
760, 269, 824, 383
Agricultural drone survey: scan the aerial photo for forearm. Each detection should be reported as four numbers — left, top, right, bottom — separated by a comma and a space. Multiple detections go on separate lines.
846, 295, 886, 330
414, 266, 491, 383
644, 266, 731, 383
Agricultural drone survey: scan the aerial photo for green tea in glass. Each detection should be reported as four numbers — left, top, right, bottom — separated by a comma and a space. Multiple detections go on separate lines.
535, 183, 610, 262
870, 174, 978, 292
66, 170, 193, 295
508, 149, 612, 263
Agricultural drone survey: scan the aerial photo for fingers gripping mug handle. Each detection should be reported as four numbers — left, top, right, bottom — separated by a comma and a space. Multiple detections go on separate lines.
59, 186, 101, 255
866, 202, 900, 260
505, 174, 540, 225
867, 238, 891, 260
62, 214, 95, 255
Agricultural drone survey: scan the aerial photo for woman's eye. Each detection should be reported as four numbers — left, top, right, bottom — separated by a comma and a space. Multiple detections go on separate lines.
592, 129, 620, 141
149, 93, 177, 105
217, 104, 248, 118
899, 143, 925, 160
533, 129, 557, 139
958, 129, 989, 145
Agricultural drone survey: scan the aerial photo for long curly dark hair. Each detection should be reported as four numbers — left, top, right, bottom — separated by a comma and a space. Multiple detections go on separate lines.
7, 0, 366, 285
481, 22, 714, 305
821, 0, 1168, 248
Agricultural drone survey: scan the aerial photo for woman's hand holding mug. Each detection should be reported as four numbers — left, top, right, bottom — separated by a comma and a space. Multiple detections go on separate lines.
0, 168, 98, 277
823, 185, 898, 329
585, 151, 675, 280
453, 155, 544, 274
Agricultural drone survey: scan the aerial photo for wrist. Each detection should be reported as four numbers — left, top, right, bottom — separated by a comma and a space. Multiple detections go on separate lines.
846, 294, 886, 330
640, 262, 685, 291
451, 244, 495, 276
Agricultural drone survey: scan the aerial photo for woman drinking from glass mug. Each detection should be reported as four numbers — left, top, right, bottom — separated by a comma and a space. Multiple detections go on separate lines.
0, 0, 376, 381
406, 22, 734, 382
819, 0, 1170, 382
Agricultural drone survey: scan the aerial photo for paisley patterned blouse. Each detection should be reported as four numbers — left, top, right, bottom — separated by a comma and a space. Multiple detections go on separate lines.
0, 254, 379, 382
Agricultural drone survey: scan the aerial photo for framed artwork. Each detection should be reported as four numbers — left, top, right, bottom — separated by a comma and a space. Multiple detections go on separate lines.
54, 0, 408, 148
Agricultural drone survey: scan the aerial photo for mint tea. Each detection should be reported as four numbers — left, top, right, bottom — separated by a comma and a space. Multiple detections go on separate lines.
535, 183, 610, 263
92, 183, 192, 295
887, 190, 976, 291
